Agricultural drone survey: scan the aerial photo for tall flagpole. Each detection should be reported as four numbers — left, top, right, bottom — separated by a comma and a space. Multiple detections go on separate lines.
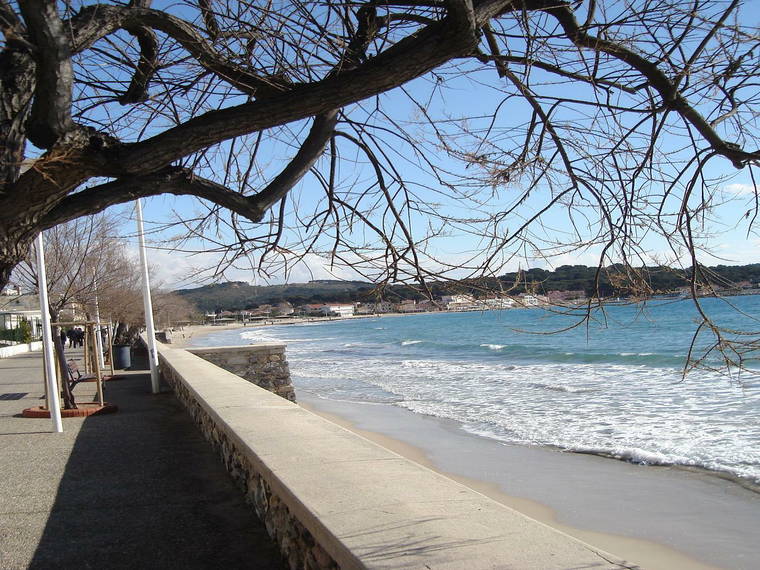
135, 199, 160, 393
35, 233, 63, 433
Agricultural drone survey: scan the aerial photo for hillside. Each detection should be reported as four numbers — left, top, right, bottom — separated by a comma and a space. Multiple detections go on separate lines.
175, 280, 379, 312
175, 264, 760, 312
497, 264, 760, 297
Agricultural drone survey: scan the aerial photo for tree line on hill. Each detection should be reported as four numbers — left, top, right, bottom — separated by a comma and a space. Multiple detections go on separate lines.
176, 264, 760, 312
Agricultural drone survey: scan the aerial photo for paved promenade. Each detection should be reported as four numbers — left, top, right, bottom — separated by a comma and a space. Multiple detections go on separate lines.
0, 348, 283, 569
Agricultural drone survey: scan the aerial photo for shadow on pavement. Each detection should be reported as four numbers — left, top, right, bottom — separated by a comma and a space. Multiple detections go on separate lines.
28, 364, 284, 569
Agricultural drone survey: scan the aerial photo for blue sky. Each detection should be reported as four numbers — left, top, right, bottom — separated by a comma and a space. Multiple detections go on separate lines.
50, 1, 758, 289
123, 69, 759, 289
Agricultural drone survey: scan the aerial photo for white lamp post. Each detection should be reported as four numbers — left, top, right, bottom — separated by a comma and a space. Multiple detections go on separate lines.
135, 199, 160, 393
35, 233, 63, 433
93, 273, 105, 370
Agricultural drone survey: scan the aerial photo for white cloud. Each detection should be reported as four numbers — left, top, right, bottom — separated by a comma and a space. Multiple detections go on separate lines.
724, 183, 757, 196
706, 238, 760, 264
130, 245, 365, 290
265, 253, 364, 284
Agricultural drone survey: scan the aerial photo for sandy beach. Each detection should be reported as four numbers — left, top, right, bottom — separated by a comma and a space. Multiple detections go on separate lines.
169, 314, 416, 348
297, 393, 760, 570
180, 321, 760, 570
170, 322, 247, 347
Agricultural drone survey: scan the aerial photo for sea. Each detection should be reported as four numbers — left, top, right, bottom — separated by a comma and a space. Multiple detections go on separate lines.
192, 295, 760, 485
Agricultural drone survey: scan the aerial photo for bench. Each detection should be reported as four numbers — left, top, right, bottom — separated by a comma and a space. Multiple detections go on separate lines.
67, 360, 96, 383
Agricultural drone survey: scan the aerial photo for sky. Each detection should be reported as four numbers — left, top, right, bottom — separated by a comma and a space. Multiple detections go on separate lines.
122, 82, 759, 290
76, 1, 760, 290
125, 157, 759, 290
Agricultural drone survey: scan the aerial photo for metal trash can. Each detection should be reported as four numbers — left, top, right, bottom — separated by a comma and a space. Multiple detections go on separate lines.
113, 345, 131, 370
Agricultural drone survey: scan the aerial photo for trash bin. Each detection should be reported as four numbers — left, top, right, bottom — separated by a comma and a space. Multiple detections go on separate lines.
113, 345, 131, 370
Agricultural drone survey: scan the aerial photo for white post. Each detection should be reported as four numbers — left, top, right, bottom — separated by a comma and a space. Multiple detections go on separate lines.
35, 233, 63, 433
93, 273, 105, 369
135, 199, 160, 393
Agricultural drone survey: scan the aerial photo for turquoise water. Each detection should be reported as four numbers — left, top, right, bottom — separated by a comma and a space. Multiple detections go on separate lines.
194, 296, 760, 483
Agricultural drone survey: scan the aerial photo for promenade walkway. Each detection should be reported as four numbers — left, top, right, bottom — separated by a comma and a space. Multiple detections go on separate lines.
0, 348, 283, 569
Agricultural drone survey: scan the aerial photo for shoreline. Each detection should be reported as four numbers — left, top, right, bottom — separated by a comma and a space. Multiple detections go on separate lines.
296, 393, 760, 570
170, 313, 422, 348
179, 320, 760, 569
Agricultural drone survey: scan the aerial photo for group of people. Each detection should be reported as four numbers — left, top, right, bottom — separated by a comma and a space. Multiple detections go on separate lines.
60, 327, 85, 348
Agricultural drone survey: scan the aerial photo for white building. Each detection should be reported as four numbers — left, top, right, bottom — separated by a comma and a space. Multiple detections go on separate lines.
440, 294, 477, 311
0, 294, 43, 340
1, 284, 21, 296
320, 304, 354, 317
483, 297, 516, 309
354, 301, 393, 315
518, 294, 541, 307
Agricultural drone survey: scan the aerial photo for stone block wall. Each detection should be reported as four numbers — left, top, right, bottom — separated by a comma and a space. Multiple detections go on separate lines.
158, 356, 338, 569
187, 344, 296, 402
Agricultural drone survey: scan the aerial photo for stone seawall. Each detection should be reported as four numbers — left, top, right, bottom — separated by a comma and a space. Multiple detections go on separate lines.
187, 344, 295, 402
158, 353, 336, 569
154, 341, 630, 570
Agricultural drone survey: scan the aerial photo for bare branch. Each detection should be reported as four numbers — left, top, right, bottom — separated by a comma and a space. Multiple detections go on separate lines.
40, 167, 263, 229
111, 0, 515, 175
68, 6, 290, 97
540, 0, 759, 167
118, 25, 158, 104
0, 0, 25, 40
251, 110, 339, 215
197, 0, 221, 41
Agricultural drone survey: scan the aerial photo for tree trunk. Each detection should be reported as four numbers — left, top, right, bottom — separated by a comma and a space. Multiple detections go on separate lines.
52, 329, 77, 409
0, 44, 35, 289
50, 306, 76, 409
0, 47, 33, 191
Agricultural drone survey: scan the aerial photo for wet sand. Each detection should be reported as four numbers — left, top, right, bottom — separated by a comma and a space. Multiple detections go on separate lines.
298, 392, 760, 570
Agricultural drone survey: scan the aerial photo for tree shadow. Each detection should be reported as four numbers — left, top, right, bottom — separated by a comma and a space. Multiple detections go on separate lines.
342, 517, 633, 569
28, 370, 284, 569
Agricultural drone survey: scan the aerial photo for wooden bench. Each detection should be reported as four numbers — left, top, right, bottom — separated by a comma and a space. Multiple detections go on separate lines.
67, 360, 96, 383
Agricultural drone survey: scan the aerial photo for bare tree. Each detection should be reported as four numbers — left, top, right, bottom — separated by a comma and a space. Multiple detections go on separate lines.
152, 292, 199, 329
0, 1, 758, 351
14, 212, 141, 407
14, 212, 138, 322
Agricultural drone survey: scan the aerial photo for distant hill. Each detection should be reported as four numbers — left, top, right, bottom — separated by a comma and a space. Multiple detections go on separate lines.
496, 264, 760, 297
175, 264, 760, 312
175, 280, 380, 312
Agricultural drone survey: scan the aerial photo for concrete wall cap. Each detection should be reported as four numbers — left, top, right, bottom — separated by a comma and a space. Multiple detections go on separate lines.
187, 344, 286, 353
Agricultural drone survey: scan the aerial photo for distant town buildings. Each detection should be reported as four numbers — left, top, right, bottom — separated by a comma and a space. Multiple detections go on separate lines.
205, 293, 566, 323
319, 304, 355, 317
547, 290, 587, 302
355, 301, 393, 315
198, 280, 760, 324
518, 294, 542, 307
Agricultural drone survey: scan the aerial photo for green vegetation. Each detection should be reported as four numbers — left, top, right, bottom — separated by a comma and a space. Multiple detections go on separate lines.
175, 281, 378, 312
0, 319, 33, 344
176, 264, 760, 312
499, 264, 760, 297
